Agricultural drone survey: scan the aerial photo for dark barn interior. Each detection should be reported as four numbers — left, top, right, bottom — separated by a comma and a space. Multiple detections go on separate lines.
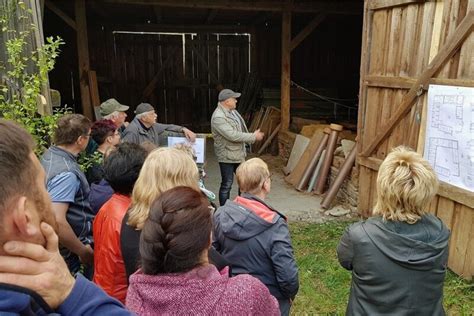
43, 1, 363, 132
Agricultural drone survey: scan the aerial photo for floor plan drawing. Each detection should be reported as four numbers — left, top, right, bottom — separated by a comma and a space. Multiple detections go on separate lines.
424, 85, 474, 193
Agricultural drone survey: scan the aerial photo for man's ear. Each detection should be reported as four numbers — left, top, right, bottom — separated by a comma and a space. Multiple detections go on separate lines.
11, 196, 39, 237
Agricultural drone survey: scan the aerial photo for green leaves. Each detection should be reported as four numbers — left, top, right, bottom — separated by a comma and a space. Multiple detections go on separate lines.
0, 1, 65, 156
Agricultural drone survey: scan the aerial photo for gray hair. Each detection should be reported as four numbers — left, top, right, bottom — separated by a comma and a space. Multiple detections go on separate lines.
103, 111, 121, 120
136, 111, 154, 119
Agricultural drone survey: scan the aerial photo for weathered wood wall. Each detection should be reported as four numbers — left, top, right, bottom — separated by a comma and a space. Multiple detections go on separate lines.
357, 0, 474, 279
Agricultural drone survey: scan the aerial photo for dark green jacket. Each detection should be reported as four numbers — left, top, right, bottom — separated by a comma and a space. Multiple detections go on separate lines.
337, 214, 450, 316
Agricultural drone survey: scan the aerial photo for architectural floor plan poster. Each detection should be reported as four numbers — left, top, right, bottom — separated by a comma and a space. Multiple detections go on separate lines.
424, 84, 474, 193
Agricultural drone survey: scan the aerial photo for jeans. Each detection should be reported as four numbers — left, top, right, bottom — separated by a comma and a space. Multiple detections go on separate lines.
218, 162, 240, 206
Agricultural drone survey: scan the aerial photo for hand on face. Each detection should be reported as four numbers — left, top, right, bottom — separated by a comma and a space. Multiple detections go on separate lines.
0, 222, 75, 309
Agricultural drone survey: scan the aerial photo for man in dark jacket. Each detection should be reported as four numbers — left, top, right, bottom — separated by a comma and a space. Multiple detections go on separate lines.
41, 114, 95, 278
337, 146, 450, 316
213, 158, 299, 316
0, 119, 131, 315
122, 102, 196, 146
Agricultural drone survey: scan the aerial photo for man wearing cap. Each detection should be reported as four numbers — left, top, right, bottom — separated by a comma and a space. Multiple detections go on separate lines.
99, 98, 129, 136
211, 89, 264, 206
122, 102, 196, 146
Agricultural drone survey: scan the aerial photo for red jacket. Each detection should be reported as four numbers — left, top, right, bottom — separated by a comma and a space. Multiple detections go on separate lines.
93, 193, 131, 303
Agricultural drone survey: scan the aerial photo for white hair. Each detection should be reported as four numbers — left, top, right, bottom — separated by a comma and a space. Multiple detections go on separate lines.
103, 111, 121, 120
136, 111, 154, 119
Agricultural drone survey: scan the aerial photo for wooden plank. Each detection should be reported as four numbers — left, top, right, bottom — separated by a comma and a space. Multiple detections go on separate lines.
290, 13, 326, 51
141, 46, 179, 99
358, 156, 474, 209
285, 130, 325, 186
283, 134, 310, 175
189, 42, 219, 84
75, 0, 93, 120
417, 2, 444, 153
427, 195, 439, 215
368, 0, 426, 11
88, 70, 100, 108
258, 123, 281, 155
280, 10, 291, 131
358, 166, 374, 217
356, 1, 373, 156
361, 10, 474, 157
437, 196, 455, 230
448, 205, 473, 277
462, 212, 474, 279
102, 0, 363, 14
45, 0, 76, 30
365, 75, 474, 88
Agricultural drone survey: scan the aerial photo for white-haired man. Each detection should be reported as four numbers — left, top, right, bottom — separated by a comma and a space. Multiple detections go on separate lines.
99, 98, 129, 136
122, 102, 196, 146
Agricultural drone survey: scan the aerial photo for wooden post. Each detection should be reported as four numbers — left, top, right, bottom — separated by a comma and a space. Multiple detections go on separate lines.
280, 10, 291, 131
75, 0, 93, 119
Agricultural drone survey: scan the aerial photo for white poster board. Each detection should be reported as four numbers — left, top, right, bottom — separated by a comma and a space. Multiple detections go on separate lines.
423, 84, 474, 192
168, 136, 206, 164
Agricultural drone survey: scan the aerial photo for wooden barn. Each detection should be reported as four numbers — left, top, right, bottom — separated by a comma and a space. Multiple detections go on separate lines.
8, 0, 474, 279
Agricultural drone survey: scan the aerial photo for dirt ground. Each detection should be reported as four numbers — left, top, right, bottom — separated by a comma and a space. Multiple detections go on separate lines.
203, 139, 354, 223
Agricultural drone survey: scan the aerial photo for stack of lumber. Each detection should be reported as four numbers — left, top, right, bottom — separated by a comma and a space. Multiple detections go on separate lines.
247, 106, 281, 155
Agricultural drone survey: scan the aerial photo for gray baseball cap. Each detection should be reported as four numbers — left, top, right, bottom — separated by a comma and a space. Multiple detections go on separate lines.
135, 103, 155, 115
99, 98, 129, 116
218, 89, 241, 102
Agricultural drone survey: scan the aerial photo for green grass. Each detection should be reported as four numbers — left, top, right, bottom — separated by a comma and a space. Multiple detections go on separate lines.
289, 221, 474, 315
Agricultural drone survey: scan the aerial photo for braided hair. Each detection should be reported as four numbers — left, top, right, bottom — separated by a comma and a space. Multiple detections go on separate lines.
139, 186, 212, 274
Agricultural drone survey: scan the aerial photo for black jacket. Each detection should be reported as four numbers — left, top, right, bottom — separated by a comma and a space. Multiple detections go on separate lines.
337, 214, 450, 316
212, 194, 299, 301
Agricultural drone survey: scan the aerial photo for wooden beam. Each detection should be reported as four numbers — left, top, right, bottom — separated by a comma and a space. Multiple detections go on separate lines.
358, 156, 474, 209
290, 13, 326, 51
189, 43, 219, 83
142, 47, 179, 99
105, 23, 248, 33
368, 0, 426, 10
102, 0, 362, 14
280, 10, 291, 131
45, 0, 77, 30
205, 9, 218, 24
75, 0, 93, 119
364, 75, 474, 89
361, 10, 474, 157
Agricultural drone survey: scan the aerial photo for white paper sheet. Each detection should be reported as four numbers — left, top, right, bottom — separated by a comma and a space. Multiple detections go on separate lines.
168, 136, 206, 164
424, 84, 474, 192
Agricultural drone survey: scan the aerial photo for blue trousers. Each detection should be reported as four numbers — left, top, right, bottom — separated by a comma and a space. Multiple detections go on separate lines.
218, 162, 240, 206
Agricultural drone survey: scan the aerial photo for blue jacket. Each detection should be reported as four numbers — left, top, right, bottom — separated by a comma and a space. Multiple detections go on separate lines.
0, 275, 132, 315
212, 194, 299, 301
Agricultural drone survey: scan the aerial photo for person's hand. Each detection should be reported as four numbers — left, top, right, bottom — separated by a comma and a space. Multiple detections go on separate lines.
0, 222, 75, 309
254, 129, 264, 141
79, 244, 94, 266
183, 127, 196, 142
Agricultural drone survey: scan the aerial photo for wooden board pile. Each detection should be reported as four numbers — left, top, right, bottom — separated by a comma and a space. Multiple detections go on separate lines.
283, 123, 358, 209
247, 106, 281, 155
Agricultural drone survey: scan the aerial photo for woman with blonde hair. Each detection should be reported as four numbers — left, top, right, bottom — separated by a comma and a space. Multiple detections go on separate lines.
337, 146, 450, 315
120, 147, 200, 279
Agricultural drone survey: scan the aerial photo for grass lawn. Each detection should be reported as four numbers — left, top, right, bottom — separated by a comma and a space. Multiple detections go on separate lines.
289, 221, 474, 315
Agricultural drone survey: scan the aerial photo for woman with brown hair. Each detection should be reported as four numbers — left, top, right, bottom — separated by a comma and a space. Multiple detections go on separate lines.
126, 186, 279, 315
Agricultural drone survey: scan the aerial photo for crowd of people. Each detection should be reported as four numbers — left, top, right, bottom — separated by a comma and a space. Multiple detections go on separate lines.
0, 89, 450, 315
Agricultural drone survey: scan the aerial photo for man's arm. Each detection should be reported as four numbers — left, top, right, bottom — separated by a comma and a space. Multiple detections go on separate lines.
270, 220, 299, 299
211, 116, 257, 143
52, 202, 93, 265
